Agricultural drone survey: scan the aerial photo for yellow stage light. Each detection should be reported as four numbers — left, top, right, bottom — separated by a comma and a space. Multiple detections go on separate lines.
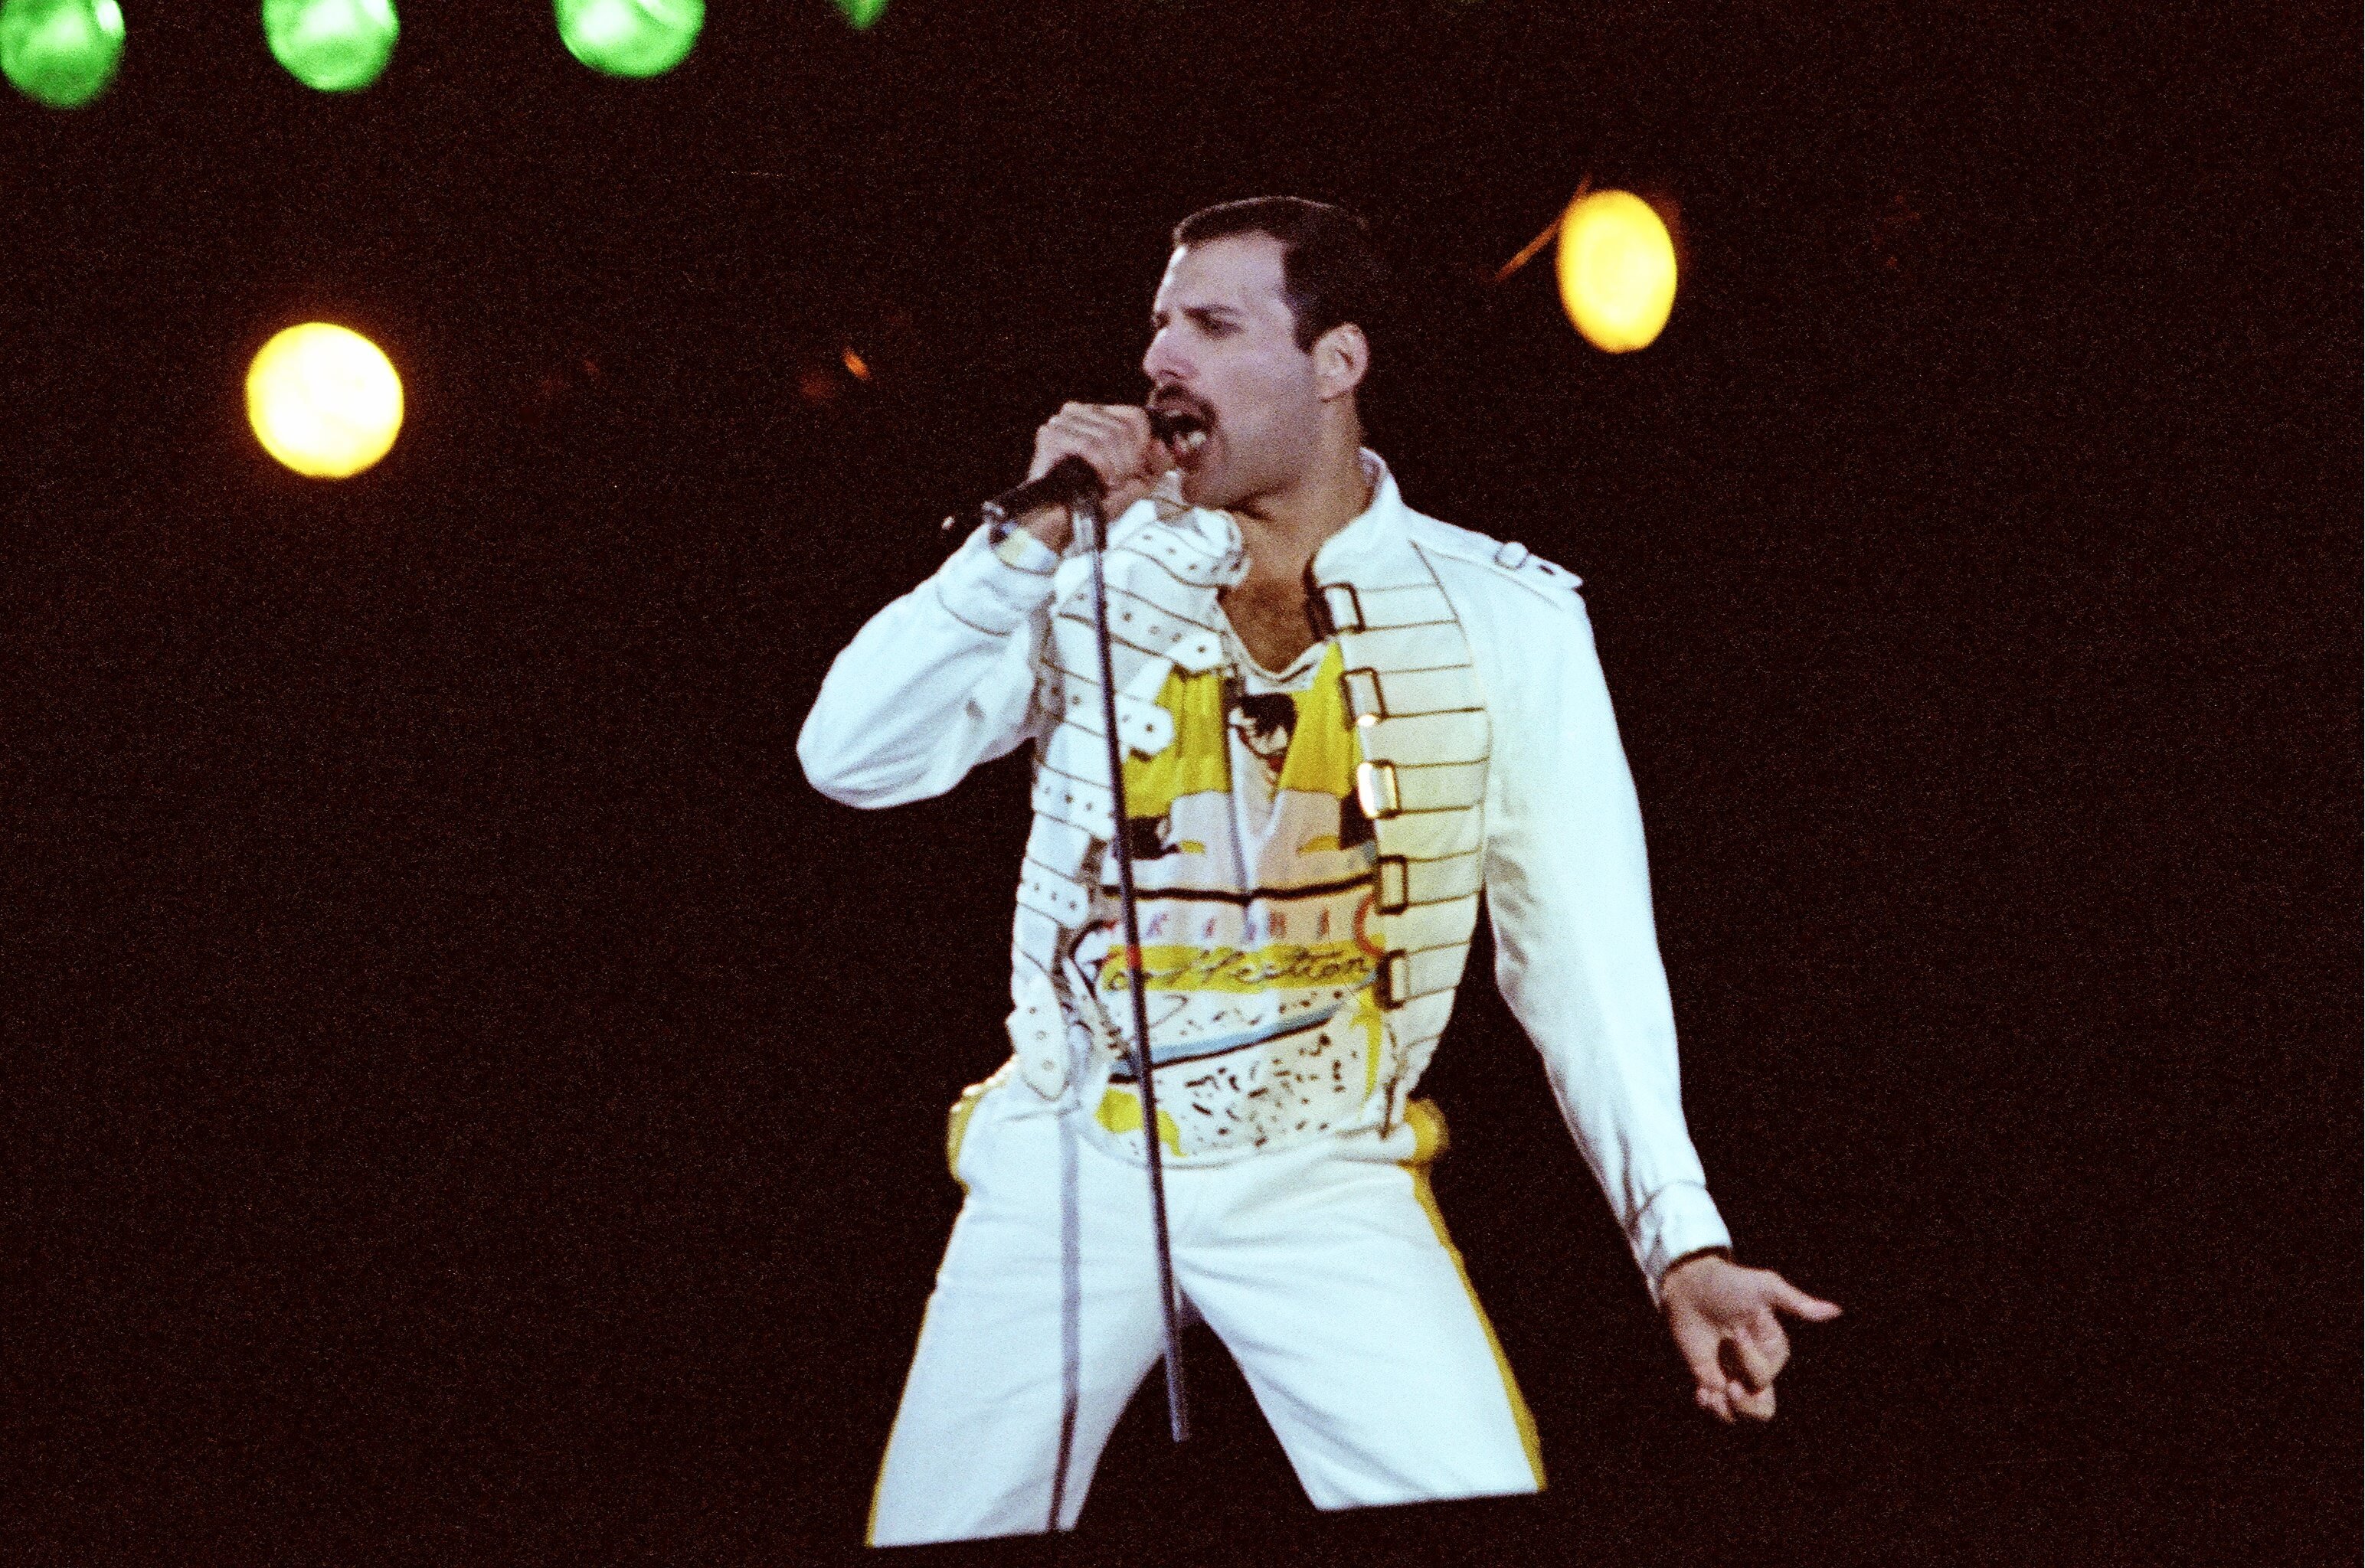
1555, 189, 1678, 353
247, 322, 404, 478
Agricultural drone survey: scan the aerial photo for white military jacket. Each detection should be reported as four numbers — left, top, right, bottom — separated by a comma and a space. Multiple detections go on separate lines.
799, 454, 1732, 1296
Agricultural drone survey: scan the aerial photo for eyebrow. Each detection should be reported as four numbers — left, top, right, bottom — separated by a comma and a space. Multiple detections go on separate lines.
1151, 304, 1243, 330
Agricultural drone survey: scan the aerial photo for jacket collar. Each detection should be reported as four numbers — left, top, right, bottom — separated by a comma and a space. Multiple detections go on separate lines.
1153, 448, 1412, 586
1308, 449, 1415, 586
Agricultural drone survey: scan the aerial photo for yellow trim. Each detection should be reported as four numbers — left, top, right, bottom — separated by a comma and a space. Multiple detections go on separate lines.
864, 1298, 937, 1547
1353, 988, 1388, 1098
1101, 939, 1372, 995
1274, 642, 1357, 798
1121, 667, 1231, 819
1095, 1086, 1182, 1155
1119, 641, 1361, 820
892, 1070, 1011, 1537
1403, 1096, 1451, 1164
864, 1435, 889, 1546
944, 1071, 1001, 1189
1398, 1099, 1546, 1490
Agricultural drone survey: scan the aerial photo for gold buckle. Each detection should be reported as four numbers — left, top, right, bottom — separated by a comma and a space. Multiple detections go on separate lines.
1316, 583, 1365, 635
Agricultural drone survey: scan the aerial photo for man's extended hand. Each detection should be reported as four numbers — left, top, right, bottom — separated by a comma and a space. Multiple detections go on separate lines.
1660, 1253, 1840, 1423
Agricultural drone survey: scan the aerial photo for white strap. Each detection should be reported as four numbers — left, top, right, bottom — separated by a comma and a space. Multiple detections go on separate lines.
1031, 762, 1114, 839
1122, 526, 1239, 588
1052, 596, 1206, 666
1377, 893, 1480, 956
1012, 905, 1068, 967
1011, 958, 1069, 1098
1045, 675, 1176, 758
1358, 760, 1488, 816
1016, 861, 1092, 929
1375, 943, 1470, 1007
1342, 663, 1484, 721
1376, 848, 1483, 912
1364, 806, 1484, 860
1334, 622, 1474, 674
1025, 815, 1095, 878
1359, 710, 1490, 768
1318, 581, 1454, 632
1385, 988, 1458, 1048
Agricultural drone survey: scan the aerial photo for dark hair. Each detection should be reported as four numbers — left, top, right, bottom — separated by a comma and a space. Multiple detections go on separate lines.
1228, 689, 1297, 743
1171, 197, 1391, 358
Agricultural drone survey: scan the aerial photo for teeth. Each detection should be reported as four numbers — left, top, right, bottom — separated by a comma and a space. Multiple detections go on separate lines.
1176, 429, 1208, 456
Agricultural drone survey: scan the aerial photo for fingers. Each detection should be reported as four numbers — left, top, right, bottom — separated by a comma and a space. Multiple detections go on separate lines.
1031, 403, 1162, 491
1767, 1273, 1842, 1321
1670, 1315, 1733, 1423
1671, 1266, 1837, 1426
1719, 1330, 1776, 1393
1692, 1347, 1778, 1423
1695, 1360, 1774, 1421
1670, 1312, 1724, 1381
1719, 1288, 1807, 1419
1705, 1338, 1775, 1421
1706, 1317, 1785, 1423
1745, 1308, 1792, 1380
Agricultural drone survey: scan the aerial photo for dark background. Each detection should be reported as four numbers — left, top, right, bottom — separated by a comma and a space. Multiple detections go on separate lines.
5, 2, 2356, 1564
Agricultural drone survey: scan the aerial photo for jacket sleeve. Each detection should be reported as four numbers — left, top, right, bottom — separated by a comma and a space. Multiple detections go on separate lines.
1475, 583, 1733, 1302
797, 524, 1058, 808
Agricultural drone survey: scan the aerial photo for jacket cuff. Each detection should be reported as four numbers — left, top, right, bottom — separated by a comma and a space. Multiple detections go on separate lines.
1631, 1182, 1733, 1305
931, 521, 1058, 635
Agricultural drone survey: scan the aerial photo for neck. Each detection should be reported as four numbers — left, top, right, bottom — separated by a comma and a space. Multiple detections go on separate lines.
1227, 415, 1372, 586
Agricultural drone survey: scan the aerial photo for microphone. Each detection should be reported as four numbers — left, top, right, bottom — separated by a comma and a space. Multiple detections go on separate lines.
977, 456, 1102, 531
972, 407, 1202, 531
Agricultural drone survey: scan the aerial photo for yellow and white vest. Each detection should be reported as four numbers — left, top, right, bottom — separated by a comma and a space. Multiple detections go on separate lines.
1006, 496, 1491, 1160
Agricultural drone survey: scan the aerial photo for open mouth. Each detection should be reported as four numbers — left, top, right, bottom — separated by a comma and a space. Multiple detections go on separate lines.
1148, 396, 1212, 467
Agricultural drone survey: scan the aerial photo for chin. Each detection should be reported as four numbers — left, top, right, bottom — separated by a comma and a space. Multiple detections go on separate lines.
1179, 470, 1229, 510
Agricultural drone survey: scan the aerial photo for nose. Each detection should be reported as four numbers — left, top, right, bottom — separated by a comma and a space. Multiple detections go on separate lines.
1142, 326, 1190, 388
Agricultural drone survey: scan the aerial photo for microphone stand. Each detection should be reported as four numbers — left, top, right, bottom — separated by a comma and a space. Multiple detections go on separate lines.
1076, 492, 1192, 1445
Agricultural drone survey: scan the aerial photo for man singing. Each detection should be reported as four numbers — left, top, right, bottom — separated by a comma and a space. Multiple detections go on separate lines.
799, 197, 1837, 1547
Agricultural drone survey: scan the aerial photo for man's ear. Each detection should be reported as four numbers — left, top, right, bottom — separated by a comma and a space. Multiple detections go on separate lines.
1312, 323, 1369, 402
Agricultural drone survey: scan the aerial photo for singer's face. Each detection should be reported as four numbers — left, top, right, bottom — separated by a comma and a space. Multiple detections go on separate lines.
1141, 235, 1323, 511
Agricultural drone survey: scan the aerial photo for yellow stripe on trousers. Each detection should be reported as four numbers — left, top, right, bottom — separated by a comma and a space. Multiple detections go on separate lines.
944, 1067, 1009, 1188
872, 1074, 1003, 1544
1399, 1099, 1548, 1490
865, 1295, 937, 1547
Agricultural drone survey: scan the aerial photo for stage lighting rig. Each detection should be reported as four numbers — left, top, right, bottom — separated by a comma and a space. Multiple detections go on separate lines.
263, 0, 398, 93
0, 0, 123, 108
555, 0, 703, 78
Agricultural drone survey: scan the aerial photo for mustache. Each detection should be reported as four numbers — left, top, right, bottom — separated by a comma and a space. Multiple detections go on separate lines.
1147, 390, 1212, 443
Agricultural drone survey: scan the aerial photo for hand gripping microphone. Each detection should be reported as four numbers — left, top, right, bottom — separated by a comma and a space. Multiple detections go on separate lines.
976, 407, 1202, 531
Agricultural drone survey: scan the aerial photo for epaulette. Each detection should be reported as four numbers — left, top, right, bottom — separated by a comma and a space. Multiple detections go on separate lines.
1407, 514, 1585, 609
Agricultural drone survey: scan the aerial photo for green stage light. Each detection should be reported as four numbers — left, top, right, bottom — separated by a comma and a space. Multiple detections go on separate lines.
835, 0, 888, 27
1, 0, 125, 109
263, 0, 397, 93
555, 0, 702, 78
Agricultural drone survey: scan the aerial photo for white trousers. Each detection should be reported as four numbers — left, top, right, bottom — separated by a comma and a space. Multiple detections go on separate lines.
866, 1079, 1545, 1547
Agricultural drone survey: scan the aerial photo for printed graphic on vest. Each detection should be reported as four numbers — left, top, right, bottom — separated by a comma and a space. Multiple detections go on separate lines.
1084, 642, 1390, 1152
